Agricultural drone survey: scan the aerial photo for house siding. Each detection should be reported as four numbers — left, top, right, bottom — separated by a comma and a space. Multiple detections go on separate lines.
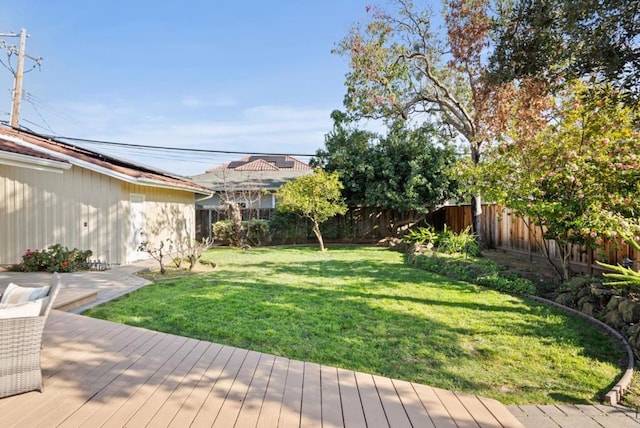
122, 183, 196, 264
0, 163, 196, 266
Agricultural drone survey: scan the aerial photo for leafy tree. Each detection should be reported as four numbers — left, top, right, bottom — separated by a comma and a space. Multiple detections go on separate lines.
474, 82, 640, 280
490, 0, 640, 105
314, 112, 460, 235
276, 169, 348, 251
334, 0, 548, 241
312, 110, 376, 205
316, 112, 460, 208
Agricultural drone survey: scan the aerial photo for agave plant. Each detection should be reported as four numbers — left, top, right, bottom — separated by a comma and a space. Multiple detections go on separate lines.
597, 234, 640, 290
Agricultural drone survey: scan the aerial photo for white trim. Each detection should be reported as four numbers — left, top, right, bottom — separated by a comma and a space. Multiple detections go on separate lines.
0, 151, 71, 173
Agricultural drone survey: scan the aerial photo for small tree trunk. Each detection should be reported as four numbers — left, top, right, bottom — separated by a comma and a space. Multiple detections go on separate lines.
312, 221, 326, 251
530, 221, 565, 280
225, 201, 244, 247
158, 246, 166, 274
558, 243, 572, 281
471, 194, 483, 241
470, 143, 484, 248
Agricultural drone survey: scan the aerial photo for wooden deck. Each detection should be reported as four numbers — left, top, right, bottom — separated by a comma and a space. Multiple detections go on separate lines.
0, 311, 523, 427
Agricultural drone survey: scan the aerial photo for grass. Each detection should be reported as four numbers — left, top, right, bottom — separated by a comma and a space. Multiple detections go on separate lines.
85, 245, 625, 405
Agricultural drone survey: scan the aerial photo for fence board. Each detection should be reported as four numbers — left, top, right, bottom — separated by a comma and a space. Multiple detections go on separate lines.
444, 205, 640, 273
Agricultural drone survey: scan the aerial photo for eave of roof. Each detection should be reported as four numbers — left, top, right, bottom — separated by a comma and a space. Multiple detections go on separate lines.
0, 126, 212, 198
0, 139, 71, 173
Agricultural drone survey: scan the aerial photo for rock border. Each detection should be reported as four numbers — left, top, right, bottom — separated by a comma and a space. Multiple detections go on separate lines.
528, 295, 635, 405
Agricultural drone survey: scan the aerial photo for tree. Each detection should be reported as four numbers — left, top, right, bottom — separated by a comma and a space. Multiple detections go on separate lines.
474, 82, 640, 280
490, 0, 640, 105
314, 111, 460, 235
334, 0, 547, 241
276, 169, 348, 251
311, 110, 376, 205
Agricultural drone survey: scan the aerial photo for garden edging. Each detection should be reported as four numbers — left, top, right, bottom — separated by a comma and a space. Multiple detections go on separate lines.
528, 295, 635, 406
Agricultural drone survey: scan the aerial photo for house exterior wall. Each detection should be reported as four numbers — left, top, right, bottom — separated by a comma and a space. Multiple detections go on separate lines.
125, 183, 196, 264
198, 191, 275, 210
0, 163, 196, 266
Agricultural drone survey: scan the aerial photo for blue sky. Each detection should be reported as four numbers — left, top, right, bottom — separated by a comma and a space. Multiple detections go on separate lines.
0, 0, 401, 176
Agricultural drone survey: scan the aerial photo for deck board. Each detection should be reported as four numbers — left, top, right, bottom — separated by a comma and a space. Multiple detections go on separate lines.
374, 374, 413, 428
337, 368, 368, 427
234, 353, 276, 428
300, 362, 322, 427
120, 339, 211, 427
320, 365, 344, 428
392, 379, 436, 428
0, 311, 523, 427
277, 359, 304, 427
255, 356, 290, 428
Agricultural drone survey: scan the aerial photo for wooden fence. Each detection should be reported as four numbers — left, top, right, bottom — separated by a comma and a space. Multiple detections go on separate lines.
196, 204, 639, 274
443, 205, 640, 274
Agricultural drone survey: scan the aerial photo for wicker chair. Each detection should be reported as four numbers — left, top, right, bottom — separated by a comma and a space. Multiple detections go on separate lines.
0, 272, 61, 398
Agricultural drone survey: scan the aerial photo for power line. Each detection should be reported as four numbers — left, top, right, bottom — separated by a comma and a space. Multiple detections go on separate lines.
44, 134, 317, 157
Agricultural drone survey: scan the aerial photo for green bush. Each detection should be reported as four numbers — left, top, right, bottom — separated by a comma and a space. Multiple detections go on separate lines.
212, 219, 272, 247
438, 226, 479, 257
408, 251, 536, 295
403, 225, 479, 257
212, 220, 233, 244
402, 225, 439, 247
10, 244, 92, 272
245, 219, 271, 246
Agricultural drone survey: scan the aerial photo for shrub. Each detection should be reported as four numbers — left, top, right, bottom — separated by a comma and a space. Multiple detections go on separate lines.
403, 225, 479, 256
245, 219, 271, 246
10, 244, 92, 272
212, 220, 233, 244
408, 251, 536, 295
212, 219, 272, 247
438, 226, 479, 257
402, 225, 439, 247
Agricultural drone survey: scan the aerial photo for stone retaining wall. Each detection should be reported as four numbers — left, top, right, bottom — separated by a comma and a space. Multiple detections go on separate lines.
555, 277, 640, 355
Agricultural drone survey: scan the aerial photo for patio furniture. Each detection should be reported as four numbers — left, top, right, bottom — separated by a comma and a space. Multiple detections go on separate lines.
0, 272, 61, 398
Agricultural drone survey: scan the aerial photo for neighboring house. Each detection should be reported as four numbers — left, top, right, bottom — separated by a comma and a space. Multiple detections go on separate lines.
0, 126, 212, 266
191, 155, 313, 238
192, 155, 313, 213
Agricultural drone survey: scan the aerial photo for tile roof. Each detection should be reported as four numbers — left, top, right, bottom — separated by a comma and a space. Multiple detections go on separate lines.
208, 155, 312, 172
234, 159, 281, 171
192, 155, 313, 192
0, 126, 212, 196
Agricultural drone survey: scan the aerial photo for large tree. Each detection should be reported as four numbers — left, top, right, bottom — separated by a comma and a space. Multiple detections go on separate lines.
314, 111, 460, 235
490, 0, 640, 105
276, 169, 347, 251
474, 82, 640, 280
334, 0, 541, 241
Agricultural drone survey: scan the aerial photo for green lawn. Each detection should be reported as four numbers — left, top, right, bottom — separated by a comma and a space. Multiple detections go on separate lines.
85, 245, 624, 404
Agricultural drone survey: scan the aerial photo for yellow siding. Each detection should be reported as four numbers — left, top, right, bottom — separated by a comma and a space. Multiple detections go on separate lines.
120, 183, 196, 264
0, 164, 196, 267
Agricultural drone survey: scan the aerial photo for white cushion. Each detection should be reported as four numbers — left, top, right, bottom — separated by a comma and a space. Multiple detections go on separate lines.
0, 283, 50, 305
0, 299, 44, 319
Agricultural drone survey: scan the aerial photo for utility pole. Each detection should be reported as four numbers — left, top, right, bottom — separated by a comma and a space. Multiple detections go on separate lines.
11, 28, 26, 128
0, 28, 42, 128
